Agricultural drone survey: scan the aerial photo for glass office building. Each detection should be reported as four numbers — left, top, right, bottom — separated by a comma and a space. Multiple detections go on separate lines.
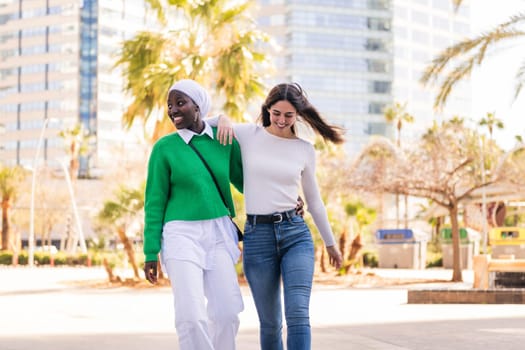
0, 0, 474, 167
256, 0, 472, 154
0, 0, 150, 174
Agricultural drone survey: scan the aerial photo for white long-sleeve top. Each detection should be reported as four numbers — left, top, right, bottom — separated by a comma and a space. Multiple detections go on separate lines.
212, 120, 336, 247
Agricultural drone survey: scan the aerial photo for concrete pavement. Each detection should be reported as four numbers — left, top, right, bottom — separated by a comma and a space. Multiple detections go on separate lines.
1, 267, 525, 349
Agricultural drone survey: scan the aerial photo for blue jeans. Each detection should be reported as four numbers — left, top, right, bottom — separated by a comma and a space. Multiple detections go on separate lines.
243, 213, 315, 350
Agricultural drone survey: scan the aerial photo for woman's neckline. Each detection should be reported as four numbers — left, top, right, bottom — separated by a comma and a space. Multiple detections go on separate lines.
263, 126, 299, 140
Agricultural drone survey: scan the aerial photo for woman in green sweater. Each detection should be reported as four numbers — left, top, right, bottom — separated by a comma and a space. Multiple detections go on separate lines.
142, 79, 244, 350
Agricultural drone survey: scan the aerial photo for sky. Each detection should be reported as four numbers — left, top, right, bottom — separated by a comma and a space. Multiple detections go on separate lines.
470, 0, 525, 150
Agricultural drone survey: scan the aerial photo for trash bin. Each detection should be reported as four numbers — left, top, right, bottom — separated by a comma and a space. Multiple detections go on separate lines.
440, 227, 480, 269
489, 227, 525, 259
375, 229, 428, 269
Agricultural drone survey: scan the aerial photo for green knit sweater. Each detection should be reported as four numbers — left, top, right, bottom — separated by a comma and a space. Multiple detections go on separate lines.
143, 128, 243, 262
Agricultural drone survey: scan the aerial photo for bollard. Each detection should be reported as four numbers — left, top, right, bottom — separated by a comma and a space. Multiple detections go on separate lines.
473, 254, 490, 289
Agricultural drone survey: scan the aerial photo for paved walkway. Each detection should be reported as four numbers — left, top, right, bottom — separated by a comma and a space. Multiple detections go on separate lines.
1, 267, 525, 349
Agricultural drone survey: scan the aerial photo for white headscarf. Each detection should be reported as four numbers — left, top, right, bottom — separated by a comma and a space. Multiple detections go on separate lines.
168, 79, 211, 118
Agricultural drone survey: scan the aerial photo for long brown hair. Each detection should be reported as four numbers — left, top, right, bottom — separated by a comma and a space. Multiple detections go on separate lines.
259, 83, 345, 144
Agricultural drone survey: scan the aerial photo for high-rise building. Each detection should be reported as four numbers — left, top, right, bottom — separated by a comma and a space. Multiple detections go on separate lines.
255, 0, 472, 155
392, 0, 471, 140
0, 0, 474, 165
0, 0, 151, 174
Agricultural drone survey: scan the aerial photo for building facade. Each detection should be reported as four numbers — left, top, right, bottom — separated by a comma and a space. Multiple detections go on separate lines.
0, 0, 475, 167
0, 0, 150, 174
255, 0, 472, 154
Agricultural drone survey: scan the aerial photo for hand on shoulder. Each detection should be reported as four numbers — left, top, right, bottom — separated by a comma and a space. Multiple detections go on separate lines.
217, 114, 235, 145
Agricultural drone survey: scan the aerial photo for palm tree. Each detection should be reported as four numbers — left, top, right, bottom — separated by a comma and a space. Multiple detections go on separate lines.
0, 165, 28, 250
383, 102, 414, 228
342, 200, 376, 273
384, 102, 414, 148
115, 0, 270, 142
421, 2, 525, 110
97, 183, 145, 280
353, 136, 400, 230
479, 112, 505, 143
58, 123, 93, 180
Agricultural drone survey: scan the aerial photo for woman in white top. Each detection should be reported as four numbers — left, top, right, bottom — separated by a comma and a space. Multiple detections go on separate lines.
211, 83, 343, 350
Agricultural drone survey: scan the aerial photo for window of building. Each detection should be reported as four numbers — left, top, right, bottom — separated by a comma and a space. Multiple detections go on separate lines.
412, 30, 429, 44
368, 17, 391, 31
453, 21, 470, 34
368, 59, 390, 73
371, 81, 391, 94
366, 38, 390, 52
432, 16, 449, 30
432, 0, 450, 11
368, 102, 386, 114
411, 10, 429, 25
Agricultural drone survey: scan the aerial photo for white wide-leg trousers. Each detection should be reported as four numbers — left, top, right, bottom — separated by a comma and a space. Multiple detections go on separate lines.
164, 246, 243, 350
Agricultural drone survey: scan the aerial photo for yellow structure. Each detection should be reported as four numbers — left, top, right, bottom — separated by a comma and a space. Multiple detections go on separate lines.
489, 227, 525, 245
489, 227, 525, 259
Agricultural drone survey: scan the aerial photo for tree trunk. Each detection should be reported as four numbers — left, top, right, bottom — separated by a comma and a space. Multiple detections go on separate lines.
1, 199, 10, 250
395, 193, 400, 228
116, 227, 140, 280
319, 246, 326, 273
449, 203, 463, 282
65, 212, 75, 253
378, 192, 385, 228
11, 229, 20, 265
67, 159, 79, 253
348, 234, 363, 261
151, 119, 176, 143
69, 140, 79, 180
103, 258, 118, 283
403, 194, 408, 228
435, 216, 442, 242
339, 229, 347, 261
157, 260, 165, 280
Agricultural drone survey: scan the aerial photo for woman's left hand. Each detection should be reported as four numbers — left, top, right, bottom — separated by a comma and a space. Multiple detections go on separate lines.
217, 114, 235, 145
295, 196, 305, 217
326, 245, 343, 269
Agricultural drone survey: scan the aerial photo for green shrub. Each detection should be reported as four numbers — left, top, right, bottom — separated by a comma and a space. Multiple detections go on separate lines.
0, 249, 131, 268
17, 252, 28, 265
362, 251, 378, 268
34, 252, 51, 265
426, 251, 443, 268
89, 253, 103, 266
0, 251, 13, 265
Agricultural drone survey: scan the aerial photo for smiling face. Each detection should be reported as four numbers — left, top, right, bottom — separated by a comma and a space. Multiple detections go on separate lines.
167, 90, 201, 131
266, 100, 298, 138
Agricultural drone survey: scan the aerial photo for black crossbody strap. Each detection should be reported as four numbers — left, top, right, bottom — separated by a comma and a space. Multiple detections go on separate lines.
188, 142, 231, 214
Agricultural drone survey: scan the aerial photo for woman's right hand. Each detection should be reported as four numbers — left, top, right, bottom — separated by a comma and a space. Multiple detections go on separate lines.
326, 245, 343, 270
144, 260, 158, 284
217, 114, 235, 145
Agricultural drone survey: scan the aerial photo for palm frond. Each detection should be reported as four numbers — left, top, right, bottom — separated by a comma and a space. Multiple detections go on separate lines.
514, 58, 525, 100
145, 0, 167, 24
432, 55, 475, 110
497, 12, 525, 29
116, 0, 270, 138
422, 20, 525, 109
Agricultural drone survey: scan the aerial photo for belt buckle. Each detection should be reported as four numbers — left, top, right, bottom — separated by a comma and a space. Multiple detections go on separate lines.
273, 213, 283, 223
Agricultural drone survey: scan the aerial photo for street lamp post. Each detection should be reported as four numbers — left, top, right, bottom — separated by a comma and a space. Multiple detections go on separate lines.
479, 138, 488, 254
28, 117, 51, 267
58, 158, 87, 254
